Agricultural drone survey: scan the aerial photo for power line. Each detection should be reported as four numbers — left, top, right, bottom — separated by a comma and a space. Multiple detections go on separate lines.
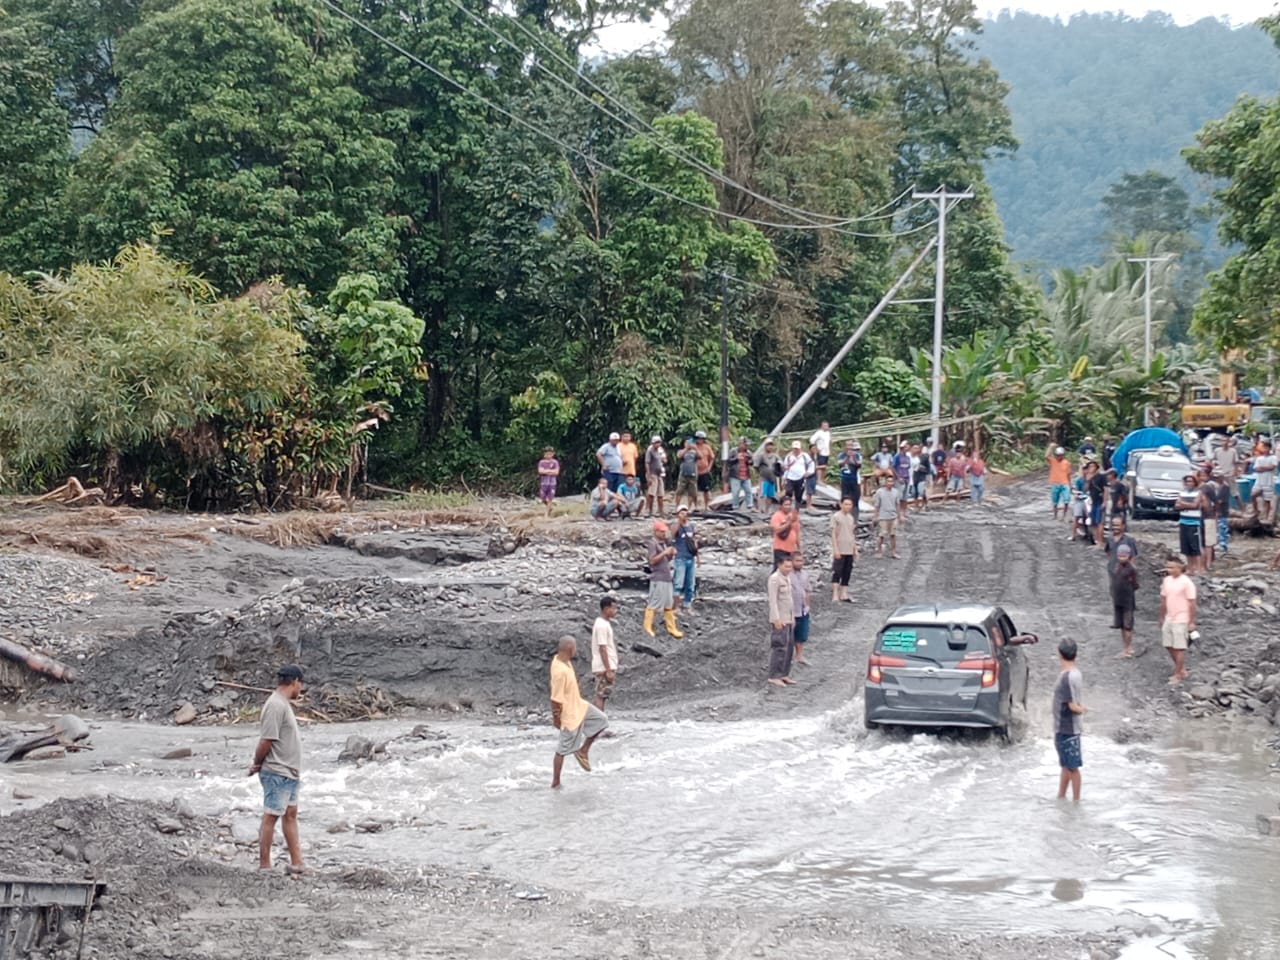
317, 0, 937, 240
439, 0, 919, 230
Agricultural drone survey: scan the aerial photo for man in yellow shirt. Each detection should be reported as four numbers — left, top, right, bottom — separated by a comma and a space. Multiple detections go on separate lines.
549, 635, 609, 788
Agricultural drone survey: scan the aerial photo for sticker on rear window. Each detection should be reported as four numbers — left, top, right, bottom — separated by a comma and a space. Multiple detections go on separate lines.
880, 629, 918, 652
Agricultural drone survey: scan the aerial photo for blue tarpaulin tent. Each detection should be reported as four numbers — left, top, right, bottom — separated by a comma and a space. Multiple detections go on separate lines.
1112, 427, 1187, 474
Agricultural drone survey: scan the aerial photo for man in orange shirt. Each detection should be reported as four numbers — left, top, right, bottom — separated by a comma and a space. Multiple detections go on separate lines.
770, 498, 800, 569
1047, 445, 1073, 521
549, 635, 608, 788
618, 431, 639, 481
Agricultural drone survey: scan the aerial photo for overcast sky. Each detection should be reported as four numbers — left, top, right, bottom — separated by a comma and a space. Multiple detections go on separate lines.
591, 3, 1276, 55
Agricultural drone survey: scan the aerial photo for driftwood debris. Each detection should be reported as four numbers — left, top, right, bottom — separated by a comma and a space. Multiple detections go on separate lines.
24, 477, 107, 506
0, 714, 90, 763
0, 637, 78, 682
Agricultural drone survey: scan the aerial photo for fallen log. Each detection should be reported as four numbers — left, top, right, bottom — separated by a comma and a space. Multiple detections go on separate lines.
0, 637, 78, 682
0, 714, 90, 763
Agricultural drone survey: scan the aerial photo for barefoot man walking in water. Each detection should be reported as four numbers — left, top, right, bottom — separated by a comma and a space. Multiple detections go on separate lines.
248, 664, 307, 874
550, 635, 609, 788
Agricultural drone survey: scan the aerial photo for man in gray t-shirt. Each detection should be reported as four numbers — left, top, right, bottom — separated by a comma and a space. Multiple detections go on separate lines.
249, 664, 307, 873
1051, 640, 1086, 802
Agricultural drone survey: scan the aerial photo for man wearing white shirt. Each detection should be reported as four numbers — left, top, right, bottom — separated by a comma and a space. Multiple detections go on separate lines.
1254, 439, 1278, 525
782, 440, 815, 508
810, 420, 832, 484
591, 596, 619, 709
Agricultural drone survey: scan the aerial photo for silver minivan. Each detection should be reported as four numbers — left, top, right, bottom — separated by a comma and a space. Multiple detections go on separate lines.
864, 603, 1035, 737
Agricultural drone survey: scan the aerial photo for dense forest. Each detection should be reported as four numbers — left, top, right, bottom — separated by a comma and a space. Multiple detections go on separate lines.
0, 0, 1276, 507
976, 11, 1280, 272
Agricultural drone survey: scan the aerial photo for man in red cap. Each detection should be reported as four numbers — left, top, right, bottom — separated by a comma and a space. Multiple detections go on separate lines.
644, 520, 682, 638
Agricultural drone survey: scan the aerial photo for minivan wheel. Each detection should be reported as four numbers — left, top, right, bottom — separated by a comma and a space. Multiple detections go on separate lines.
1003, 699, 1029, 744
865, 718, 881, 733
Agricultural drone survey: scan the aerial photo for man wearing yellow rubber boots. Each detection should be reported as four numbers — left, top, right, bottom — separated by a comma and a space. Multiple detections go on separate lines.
644, 521, 683, 639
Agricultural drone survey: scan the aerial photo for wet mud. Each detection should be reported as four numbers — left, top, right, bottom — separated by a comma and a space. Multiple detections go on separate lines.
4, 478, 1280, 958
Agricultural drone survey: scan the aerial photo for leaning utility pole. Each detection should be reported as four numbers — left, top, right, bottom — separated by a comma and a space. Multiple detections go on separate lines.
1127, 254, 1174, 427
913, 186, 973, 447
768, 239, 938, 439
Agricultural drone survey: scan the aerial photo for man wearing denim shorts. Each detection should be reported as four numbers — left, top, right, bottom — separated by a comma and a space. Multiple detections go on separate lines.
1052, 640, 1086, 802
248, 664, 306, 873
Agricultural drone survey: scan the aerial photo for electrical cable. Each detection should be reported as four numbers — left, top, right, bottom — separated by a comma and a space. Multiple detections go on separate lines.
439, 0, 917, 228
317, 0, 939, 240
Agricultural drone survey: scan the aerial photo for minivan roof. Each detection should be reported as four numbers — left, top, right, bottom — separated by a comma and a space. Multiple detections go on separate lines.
883, 602, 1000, 627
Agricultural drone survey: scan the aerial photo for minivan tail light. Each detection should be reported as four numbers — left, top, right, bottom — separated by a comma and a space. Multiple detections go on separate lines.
958, 657, 999, 687
867, 654, 905, 684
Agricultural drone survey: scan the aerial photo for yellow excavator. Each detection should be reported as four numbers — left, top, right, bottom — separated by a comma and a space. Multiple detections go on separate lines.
1180, 354, 1257, 433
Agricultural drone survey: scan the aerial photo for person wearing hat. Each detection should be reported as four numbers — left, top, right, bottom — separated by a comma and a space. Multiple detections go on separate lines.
1046, 444, 1073, 521
781, 440, 814, 508
596, 432, 624, 492
1078, 435, 1097, 458
671, 504, 699, 615
836, 439, 863, 517
693, 430, 716, 511
729, 436, 756, 512
1110, 542, 1139, 658
644, 520, 682, 639
249, 664, 307, 874
643, 435, 668, 518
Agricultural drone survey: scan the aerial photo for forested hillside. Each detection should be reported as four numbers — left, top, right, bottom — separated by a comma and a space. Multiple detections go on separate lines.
976, 11, 1280, 271
0, 0, 1259, 505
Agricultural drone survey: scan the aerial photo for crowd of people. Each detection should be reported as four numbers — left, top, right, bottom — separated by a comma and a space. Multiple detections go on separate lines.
536, 423, 990, 522
1044, 435, 1270, 687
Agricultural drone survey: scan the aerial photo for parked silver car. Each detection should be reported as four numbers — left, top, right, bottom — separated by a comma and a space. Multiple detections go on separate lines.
864, 602, 1036, 738
1126, 446, 1195, 519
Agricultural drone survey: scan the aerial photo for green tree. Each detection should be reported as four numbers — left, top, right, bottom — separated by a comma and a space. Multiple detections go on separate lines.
1101, 171, 1197, 239
0, 244, 305, 495
66, 0, 400, 293
0, 13, 71, 272
1184, 29, 1280, 358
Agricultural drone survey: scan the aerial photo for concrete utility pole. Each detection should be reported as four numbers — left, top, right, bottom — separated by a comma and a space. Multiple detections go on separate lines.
1127, 254, 1174, 427
913, 186, 973, 447
768, 239, 938, 439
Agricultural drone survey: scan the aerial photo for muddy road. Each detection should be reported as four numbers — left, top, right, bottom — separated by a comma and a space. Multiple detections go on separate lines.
3, 481, 1280, 959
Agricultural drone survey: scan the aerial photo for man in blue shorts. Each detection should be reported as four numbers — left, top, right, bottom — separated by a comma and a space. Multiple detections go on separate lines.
1052, 640, 1086, 802
249, 664, 307, 873
1047, 445, 1073, 521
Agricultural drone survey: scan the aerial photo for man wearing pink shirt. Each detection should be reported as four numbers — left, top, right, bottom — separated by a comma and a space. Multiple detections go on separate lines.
1159, 557, 1197, 685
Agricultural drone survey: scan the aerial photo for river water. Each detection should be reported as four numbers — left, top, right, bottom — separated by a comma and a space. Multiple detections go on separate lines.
5, 705, 1278, 959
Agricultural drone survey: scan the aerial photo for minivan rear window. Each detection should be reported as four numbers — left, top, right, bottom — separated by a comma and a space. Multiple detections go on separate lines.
876, 624, 990, 663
